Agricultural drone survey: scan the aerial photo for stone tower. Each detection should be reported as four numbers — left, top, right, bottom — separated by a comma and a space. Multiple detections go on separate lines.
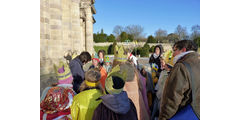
40, 0, 96, 75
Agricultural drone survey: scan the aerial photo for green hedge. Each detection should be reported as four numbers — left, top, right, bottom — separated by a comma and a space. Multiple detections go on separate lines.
94, 46, 109, 54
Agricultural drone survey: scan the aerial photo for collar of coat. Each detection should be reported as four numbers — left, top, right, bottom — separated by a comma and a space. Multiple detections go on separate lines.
173, 51, 195, 65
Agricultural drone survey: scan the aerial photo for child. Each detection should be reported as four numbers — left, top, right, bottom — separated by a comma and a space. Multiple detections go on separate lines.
70, 68, 104, 120
92, 66, 138, 120
103, 55, 112, 73
89, 53, 108, 89
98, 49, 105, 66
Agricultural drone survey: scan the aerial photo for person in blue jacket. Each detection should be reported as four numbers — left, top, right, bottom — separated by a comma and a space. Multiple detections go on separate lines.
69, 51, 91, 94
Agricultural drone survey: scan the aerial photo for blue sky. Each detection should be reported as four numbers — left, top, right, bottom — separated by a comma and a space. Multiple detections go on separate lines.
93, 0, 200, 36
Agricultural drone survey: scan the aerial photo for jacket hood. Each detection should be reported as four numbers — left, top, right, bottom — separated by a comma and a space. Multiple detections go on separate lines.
100, 91, 130, 114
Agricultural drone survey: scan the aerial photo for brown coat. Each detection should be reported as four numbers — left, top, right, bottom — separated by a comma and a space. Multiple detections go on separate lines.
159, 52, 200, 120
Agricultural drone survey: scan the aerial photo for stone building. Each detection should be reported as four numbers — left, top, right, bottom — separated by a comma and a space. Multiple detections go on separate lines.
40, 0, 96, 75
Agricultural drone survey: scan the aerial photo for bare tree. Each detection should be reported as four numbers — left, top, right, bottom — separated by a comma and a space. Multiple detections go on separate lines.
112, 25, 124, 37
175, 25, 188, 40
154, 28, 168, 43
191, 25, 200, 40
124, 25, 145, 40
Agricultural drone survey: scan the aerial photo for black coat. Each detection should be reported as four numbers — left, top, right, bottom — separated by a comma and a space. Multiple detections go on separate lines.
149, 54, 162, 74
69, 57, 84, 94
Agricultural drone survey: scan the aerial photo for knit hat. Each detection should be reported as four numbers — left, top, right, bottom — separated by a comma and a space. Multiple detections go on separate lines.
92, 53, 100, 63
114, 45, 128, 62
105, 65, 127, 94
104, 55, 111, 63
54, 61, 73, 84
163, 50, 174, 67
40, 86, 75, 114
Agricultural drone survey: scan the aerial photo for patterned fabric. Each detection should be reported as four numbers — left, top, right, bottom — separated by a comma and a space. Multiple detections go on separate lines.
40, 86, 75, 114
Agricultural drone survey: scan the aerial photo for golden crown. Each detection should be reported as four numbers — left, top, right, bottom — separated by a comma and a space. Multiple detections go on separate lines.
114, 45, 128, 62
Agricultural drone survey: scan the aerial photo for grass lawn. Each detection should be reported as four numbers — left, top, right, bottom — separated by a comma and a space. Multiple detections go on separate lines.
94, 46, 113, 55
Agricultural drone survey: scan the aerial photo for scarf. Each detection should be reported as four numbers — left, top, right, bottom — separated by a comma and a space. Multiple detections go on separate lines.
153, 53, 159, 59
173, 51, 195, 64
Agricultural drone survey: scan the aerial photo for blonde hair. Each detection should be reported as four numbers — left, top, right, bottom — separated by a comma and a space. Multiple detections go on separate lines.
79, 68, 104, 94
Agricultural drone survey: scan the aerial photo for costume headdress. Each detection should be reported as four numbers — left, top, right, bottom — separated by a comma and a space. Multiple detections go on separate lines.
92, 53, 100, 62
54, 61, 73, 84
105, 65, 127, 94
114, 45, 128, 62
163, 50, 174, 67
104, 55, 111, 63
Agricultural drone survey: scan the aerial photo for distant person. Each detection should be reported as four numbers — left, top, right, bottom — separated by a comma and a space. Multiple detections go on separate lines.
92, 68, 138, 120
127, 48, 138, 67
149, 45, 164, 78
69, 51, 91, 94
70, 68, 104, 120
159, 40, 199, 120
98, 49, 106, 66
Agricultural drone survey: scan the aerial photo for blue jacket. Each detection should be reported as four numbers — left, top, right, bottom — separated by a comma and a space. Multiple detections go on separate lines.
69, 57, 84, 94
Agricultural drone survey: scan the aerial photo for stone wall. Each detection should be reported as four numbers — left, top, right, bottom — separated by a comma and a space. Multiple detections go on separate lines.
40, 0, 96, 75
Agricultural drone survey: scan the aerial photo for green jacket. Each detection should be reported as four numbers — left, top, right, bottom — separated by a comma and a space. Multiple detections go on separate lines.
71, 89, 103, 120
159, 52, 200, 120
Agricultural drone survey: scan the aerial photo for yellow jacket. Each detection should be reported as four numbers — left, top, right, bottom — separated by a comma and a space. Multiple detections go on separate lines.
70, 89, 103, 120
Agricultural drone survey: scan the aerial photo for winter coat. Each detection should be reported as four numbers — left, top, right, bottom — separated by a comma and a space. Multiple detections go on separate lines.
149, 54, 162, 74
138, 72, 150, 115
70, 89, 103, 120
99, 67, 107, 89
155, 70, 169, 100
159, 52, 200, 120
69, 57, 85, 94
123, 69, 150, 120
92, 91, 138, 120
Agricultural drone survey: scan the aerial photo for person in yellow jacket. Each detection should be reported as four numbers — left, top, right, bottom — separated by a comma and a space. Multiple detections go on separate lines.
70, 68, 104, 120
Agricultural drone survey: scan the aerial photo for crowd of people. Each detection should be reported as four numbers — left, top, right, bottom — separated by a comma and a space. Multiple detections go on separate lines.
40, 40, 200, 120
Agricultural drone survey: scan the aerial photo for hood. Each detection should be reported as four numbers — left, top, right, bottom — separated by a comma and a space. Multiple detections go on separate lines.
100, 91, 130, 114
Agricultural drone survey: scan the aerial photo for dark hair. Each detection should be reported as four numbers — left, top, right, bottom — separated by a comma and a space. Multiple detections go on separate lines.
173, 40, 198, 52
154, 45, 164, 55
98, 50, 105, 57
112, 76, 125, 89
78, 51, 91, 64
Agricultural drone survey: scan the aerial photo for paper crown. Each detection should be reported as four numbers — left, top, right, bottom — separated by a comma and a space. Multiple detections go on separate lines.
92, 53, 100, 62
114, 45, 128, 62
151, 63, 159, 72
105, 65, 127, 94
104, 55, 111, 63
54, 61, 73, 84
164, 50, 174, 67
71, 50, 78, 60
